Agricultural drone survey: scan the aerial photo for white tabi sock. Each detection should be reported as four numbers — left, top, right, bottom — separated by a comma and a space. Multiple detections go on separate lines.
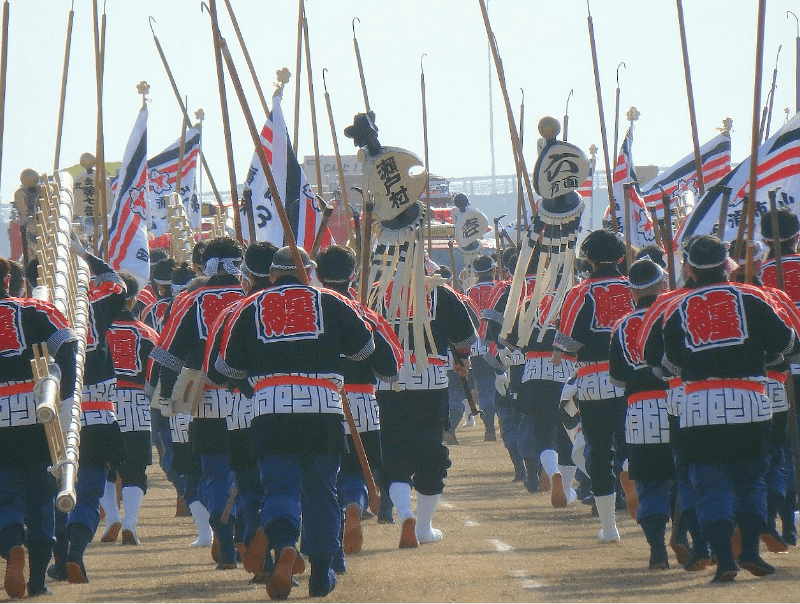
539, 449, 560, 479
389, 482, 414, 522
558, 464, 578, 504
415, 493, 443, 543
121, 486, 144, 530
100, 480, 121, 524
594, 493, 620, 543
188, 501, 213, 547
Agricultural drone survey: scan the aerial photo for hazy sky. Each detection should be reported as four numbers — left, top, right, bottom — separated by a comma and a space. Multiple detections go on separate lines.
0, 1, 795, 204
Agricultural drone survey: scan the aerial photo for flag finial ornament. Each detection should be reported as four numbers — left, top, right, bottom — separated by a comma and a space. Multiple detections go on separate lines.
626, 106, 640, 122
589, 144, 598, 157
718, 117, 734, 133
274, 67, 291, 97
538, 116, 561, 141
79, 153, 95, 171
136, 80, 150, 109
194, 108, 205, 122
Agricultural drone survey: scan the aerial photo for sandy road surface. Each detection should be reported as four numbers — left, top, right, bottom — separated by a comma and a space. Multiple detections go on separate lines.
5, 422, 800, 603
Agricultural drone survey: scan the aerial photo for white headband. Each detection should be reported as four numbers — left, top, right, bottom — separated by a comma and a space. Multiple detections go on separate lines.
204, 257, 241, 276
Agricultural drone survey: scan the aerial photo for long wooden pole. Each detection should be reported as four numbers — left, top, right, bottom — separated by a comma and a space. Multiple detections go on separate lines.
660, 189, 677, 290
768, 188, 800, 496
301, 14, 323, 196
92, 0, 108, 259
764, 46, 781, 142
352, 18, 371, 114
675, 0, 705, 196
202, 4, 307, 283
220, 0, 269, 119
716, 186, 732, 240
292, 0, 303, 151
613, 63, 624, 172
321, 69, 355, 251
53, 1, 73, 173
622, 183, 633, 271
148, 19, 231, 221
420, 54, 432, 254
585, 1, 619, 228
791, 11, 800, 114
173, 109, 189, 217
745, 0, 768, 284
208, 0, 249, 244
478, 0, 536, 216
0, 1, 9, 207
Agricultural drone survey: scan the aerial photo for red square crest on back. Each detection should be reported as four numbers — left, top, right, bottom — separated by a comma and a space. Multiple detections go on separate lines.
590, 283, 634, 331
0, 304, 24, 356
257, 286, 323, 342
682, 288, 747, 350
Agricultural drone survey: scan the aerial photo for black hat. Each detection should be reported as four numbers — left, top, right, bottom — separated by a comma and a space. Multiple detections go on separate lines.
635, 244, 667, 269
271, 246, 316, 271
580, 230, 626, 263
760, 207, 800, 241
628, 259, 665, 290
473, 255, 495, 274
687, 234, 727, 269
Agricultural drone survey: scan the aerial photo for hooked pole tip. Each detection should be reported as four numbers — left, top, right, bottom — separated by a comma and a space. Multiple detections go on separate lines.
149, 15, 156, 36
352, 17, 360, 36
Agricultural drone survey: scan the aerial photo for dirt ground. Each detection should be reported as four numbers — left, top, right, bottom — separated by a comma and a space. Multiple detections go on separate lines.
5, 421, 800, 603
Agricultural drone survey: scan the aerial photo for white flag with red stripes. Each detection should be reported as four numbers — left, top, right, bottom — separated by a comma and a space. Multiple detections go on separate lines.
147, 127, 202, 236
106, 107, 150, 288
680, 112, 800, 245
641, 132, 731, 219
241, 94, 332, 250
603, 127, 656, 248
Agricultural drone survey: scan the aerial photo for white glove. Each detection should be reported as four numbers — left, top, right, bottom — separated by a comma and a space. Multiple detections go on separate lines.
70, 231, 87, 257
497, 347, 514, 368
495, 372, 510, 396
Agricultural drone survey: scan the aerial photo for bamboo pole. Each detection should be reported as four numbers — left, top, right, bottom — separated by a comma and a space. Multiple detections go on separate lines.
675, 0, 705, 196
660, 188, 677, 290
613, 62, 624, 170
208, 0, 250, 244
420, 54, 432, 254
292, 0, 303, 150
174, 107, 189, 220
53, 1, 74, 173
563, 88, 573, 142
220, 0, 269, 119
517, 88, 525, 243
585, 0, 619, 229
745, 0, 768, 284
359, 199, 373, 305
310, 197, 332, 259
764, 45, 781, 142
201, 3, 307, 282
478, 0, 536, 216
301, 14, 323, 196
92, 0, 108, 259
321, 69, 355, 251
0, 0, 8, 201
768, 187, 800, 496
623, 183, 633, 271
790, 11, 800, 113
716, 186, 732, 240
148, 18, 233, 231
352, 18, 371, 114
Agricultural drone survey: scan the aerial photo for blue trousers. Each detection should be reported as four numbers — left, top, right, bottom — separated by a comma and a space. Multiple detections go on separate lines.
234, 467, 263, 545
338, 472, 368, 514
636, 479, 673, 521
257, 452, 341, 559
689, 457, 769, 531
198, 454, 235, 517
67, 464, 107, 534
472, 356, 497, 435
0, 463, 56, 547
766, 443, 789, 497
151, 408, 180, 491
